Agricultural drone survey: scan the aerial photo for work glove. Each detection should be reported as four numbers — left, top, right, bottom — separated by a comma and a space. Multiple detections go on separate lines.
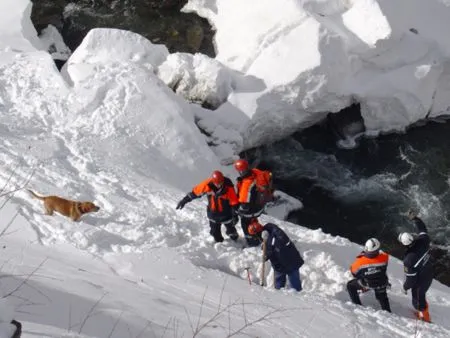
407, 208, 418, 220
261, 230, 269, 241
232, 213, 239, 226
176, 195, 191, 210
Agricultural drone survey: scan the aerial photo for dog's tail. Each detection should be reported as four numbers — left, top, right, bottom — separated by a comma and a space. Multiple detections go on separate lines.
27, 189, 45, 200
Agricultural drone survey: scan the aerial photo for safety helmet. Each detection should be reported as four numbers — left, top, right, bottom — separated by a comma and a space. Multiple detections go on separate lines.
247, 219, 264, 235
398, 232, 414, 246
364, 238, 380, 253
234, 159, 249, 172
211, 170, 225, 186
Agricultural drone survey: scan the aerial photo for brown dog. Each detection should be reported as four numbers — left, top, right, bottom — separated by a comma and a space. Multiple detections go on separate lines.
28, 190, 100, 221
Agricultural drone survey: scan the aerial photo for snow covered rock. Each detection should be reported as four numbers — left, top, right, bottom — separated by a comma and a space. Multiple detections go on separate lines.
63, 28, 169, 84
63, 28, 220, 190
158, 52, 234, 108
39, 24, 71, 62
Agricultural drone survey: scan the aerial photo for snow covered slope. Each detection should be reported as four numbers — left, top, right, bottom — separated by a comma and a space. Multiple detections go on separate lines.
184, 0, 450, 149
1, 1, 450, 337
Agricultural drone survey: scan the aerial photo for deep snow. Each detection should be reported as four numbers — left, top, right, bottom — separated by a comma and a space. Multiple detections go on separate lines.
1, 1, 450, 337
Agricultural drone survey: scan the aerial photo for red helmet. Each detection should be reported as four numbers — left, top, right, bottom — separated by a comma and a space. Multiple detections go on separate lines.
234, 159, 249, 172
248, 219, 264, 235
211, 170, 225, 186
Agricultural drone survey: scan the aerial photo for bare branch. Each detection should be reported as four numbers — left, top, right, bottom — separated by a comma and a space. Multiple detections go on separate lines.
183, 306, 195, 335
195, 287, 208, 333
134, 319, 155, 338
0, 161, 21, 195
226, 307, 290, 337
78, 292, 108, 334
107, 311, 124, 338
0, 209, 19, 238
2, 258, 48, 298
0, 165, 36, 200
161, 316, 173, 338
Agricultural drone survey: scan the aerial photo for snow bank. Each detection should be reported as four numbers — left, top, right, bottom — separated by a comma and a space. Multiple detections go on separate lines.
63, 28, 169, 85
158, 52, 234, 108
63, 28, 220, 192
184, 0, 450, 150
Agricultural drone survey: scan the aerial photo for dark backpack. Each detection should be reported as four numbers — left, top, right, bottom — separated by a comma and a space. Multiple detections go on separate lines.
252, 168, 273, 203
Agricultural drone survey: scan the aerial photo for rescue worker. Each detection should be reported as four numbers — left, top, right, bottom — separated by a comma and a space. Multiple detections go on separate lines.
347, 238, 391, 312
398, 210, 433, 322
234, 159, 271, 246
248, 219, 304, 291
176, 171, 239, 243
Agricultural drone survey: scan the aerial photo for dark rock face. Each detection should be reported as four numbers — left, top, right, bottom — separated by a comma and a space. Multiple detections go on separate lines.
30, 0, 215, 56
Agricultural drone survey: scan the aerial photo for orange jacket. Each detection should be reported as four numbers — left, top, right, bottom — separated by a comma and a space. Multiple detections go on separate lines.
350, 251, 389, 288
192, 177, 238, 222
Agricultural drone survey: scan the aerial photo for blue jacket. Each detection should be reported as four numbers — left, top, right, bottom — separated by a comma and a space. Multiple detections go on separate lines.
263, 223, 304, 274
403, 217, 433, 291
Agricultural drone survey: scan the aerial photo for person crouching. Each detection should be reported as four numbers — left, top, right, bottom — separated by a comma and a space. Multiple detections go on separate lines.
347, 238, 391, 312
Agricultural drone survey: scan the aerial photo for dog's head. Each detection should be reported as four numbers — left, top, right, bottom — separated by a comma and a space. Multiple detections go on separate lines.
78, 202, 100, 214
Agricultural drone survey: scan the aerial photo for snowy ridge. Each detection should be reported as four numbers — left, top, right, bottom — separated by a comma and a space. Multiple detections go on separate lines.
1, 1, 450, 337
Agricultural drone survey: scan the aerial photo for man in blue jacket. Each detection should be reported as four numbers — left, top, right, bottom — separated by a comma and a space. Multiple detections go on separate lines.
398, 210, 433, 322
248, 219, 304, 291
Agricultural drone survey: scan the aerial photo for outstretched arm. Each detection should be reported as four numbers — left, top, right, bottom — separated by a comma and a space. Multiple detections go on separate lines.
176, 192, 197, 210
407, 210, 428, 234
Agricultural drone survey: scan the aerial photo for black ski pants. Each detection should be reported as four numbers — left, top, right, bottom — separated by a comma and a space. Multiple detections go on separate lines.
347, 279, 391, 312
209, 220, 238, 242
411, 276, 433, 311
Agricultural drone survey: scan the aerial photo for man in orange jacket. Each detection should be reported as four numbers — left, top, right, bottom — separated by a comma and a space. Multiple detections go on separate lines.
347, 238, 391, 312
176, 171, 239, 243
234, 159, 271, 247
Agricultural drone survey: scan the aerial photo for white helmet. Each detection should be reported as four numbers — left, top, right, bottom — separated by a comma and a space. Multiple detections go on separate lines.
398, 232, 414, 246
364, 238, 380, 253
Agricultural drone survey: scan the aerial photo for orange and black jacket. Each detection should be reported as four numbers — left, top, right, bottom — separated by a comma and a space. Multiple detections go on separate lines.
350, 251, 389, 289
236, 169, 264, 218
187, 177, 238, 223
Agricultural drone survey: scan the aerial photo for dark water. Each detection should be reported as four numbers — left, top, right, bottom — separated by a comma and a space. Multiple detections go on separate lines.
244, 117, 450, 286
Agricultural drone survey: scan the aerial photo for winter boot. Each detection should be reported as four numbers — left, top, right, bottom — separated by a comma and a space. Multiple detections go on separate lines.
416, 306, 431, 323
229, 233, 239, 241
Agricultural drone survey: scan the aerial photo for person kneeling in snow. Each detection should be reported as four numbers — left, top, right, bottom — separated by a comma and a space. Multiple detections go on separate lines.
176, 171, 239, 243
347, 238, 391, 312
248, 220, 304, 291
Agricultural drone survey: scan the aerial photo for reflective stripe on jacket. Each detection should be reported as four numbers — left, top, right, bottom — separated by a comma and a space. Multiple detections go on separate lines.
350, 251, 389, 288
403, 217, 433, 291
236, 169, 264, 217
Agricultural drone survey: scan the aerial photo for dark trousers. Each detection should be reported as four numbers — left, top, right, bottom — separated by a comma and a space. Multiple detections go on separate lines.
209, 220, 238, 242
274, 269, 302, 291
347, 279, 391, 312
411, 277, 433, 311
240, 217, 261, 247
